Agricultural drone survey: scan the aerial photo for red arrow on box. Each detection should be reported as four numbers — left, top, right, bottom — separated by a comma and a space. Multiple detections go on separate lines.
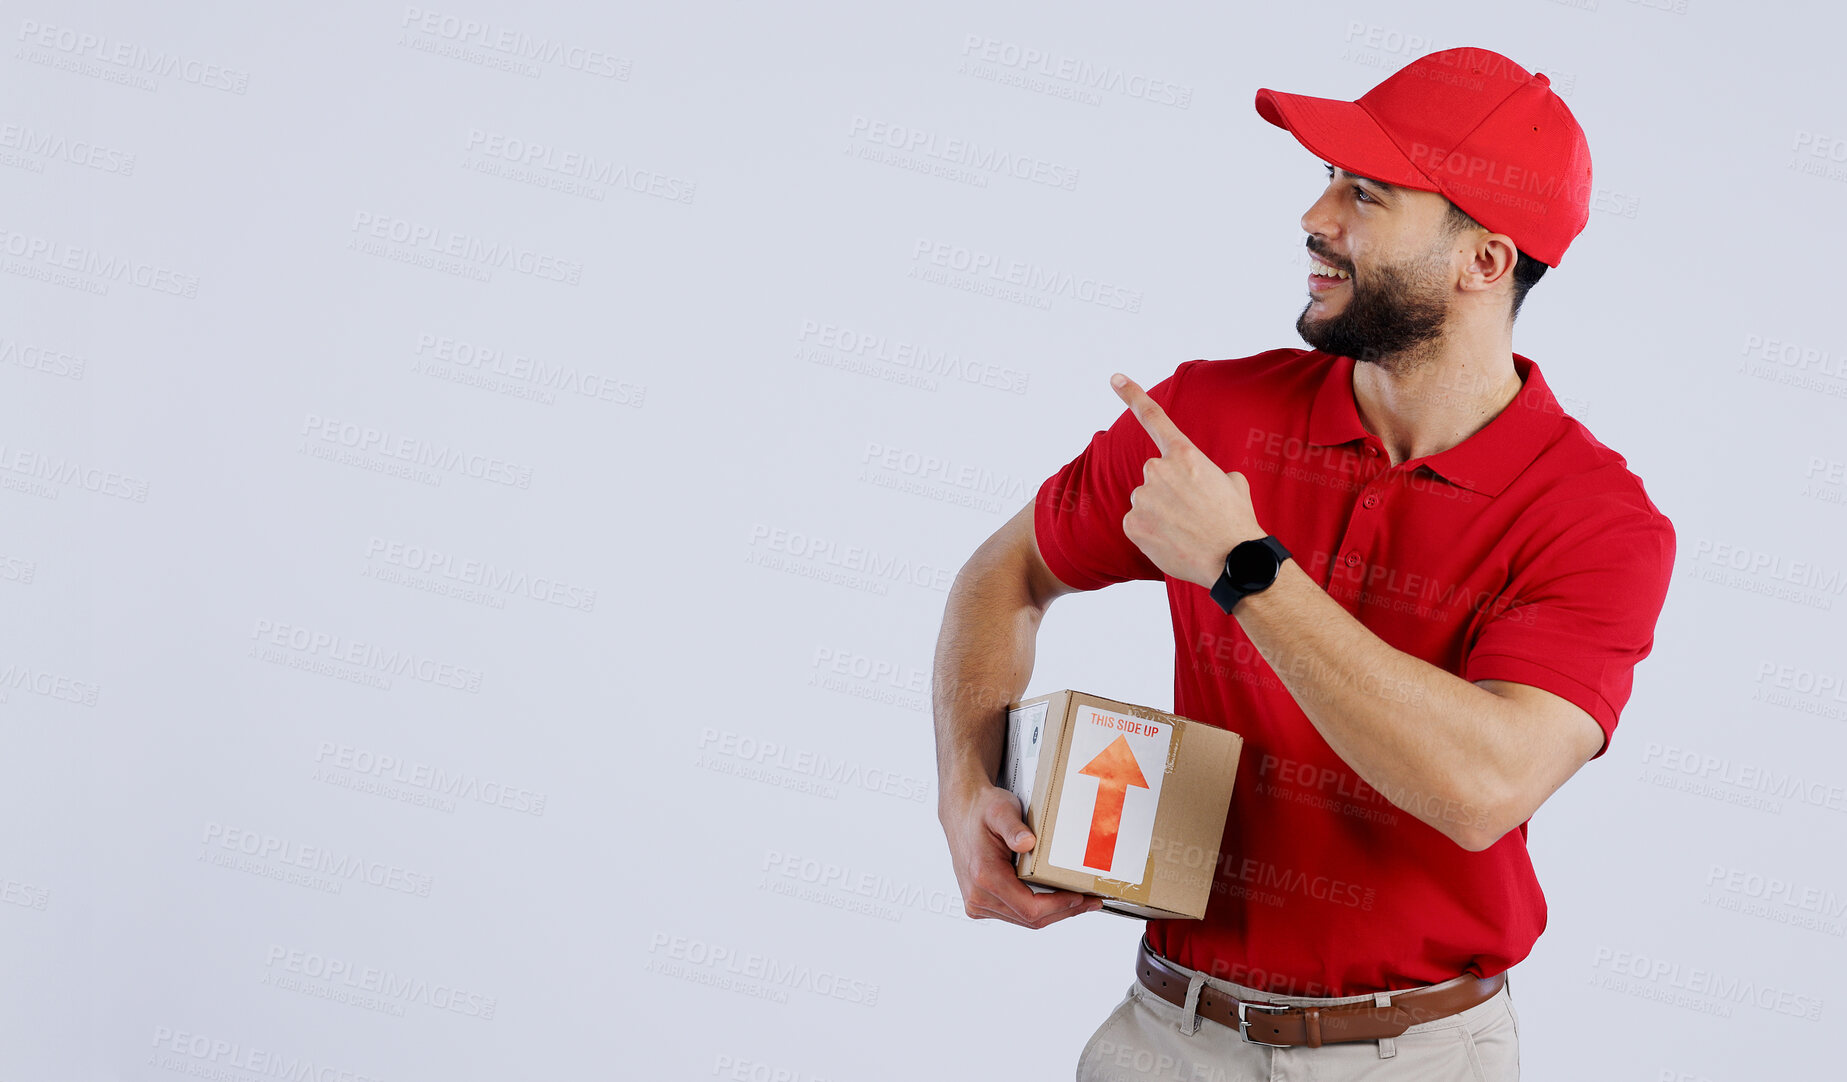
1079, 735, 1149, 871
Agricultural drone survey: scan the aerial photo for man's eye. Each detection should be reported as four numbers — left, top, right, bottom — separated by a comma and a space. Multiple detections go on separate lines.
1353, 187, 1372, 203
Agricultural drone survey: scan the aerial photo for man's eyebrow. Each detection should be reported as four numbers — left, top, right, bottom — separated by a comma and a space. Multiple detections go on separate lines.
1323, 162, 1396, 194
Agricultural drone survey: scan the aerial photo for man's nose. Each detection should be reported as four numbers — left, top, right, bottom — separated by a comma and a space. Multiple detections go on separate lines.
1300, 188, 1342, 244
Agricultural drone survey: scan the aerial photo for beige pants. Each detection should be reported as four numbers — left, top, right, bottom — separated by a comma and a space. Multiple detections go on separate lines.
1075, 953, 1520, 1081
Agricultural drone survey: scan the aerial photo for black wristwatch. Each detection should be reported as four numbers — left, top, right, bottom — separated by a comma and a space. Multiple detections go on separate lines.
1209, 535, 1292, 614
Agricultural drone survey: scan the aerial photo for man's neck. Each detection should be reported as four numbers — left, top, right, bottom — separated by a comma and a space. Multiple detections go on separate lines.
1349, 329, 1521, 468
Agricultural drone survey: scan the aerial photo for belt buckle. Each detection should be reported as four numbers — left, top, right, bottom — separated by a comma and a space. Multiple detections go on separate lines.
1236, 999, 1293, 1047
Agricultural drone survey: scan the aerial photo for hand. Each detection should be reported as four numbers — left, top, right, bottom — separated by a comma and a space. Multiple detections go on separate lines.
941, 780, 1103, 927
1111, 372, 1264, 590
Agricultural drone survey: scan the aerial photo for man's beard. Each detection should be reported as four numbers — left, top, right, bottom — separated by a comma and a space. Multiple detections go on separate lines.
1295, 246, 1452, 374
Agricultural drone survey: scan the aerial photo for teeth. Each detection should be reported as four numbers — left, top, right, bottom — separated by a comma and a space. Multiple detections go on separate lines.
1309, 257, 1351, 279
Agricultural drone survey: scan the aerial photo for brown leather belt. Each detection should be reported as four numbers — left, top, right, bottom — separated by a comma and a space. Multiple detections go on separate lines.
1135, 935, 1505, 1047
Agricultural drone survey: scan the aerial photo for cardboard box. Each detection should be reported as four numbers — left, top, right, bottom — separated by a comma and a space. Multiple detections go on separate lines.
1001, 690, 1241, 920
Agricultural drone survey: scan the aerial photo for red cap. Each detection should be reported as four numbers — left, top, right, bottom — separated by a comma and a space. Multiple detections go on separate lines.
1256, 47, 1592, 266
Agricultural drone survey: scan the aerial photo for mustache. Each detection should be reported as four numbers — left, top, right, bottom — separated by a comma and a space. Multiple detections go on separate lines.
1304, 240, 1352, 274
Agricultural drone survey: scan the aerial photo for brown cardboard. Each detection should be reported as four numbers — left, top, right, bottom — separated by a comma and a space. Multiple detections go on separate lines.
1001, 690, 1242, 921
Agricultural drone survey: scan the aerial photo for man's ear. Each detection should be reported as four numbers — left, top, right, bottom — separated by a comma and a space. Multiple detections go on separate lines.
1461, 232, 1519, 295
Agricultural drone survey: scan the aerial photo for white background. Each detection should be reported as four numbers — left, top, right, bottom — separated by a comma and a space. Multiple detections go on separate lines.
2, 1, 1843, 1079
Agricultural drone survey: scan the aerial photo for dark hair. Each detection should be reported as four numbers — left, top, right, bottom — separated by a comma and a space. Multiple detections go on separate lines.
1442, 202, 1548, 322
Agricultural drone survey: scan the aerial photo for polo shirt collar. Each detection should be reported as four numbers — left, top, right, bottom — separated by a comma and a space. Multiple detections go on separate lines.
1306, 350, 1565, 498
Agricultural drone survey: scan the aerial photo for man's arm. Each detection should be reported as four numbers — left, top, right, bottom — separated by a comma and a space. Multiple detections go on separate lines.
932, 500, 1104, 926
1229, 563, 1605, 851
1104, 370, 1608, 852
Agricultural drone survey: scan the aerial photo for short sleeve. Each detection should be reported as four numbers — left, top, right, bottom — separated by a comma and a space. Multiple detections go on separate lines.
1462, 509, 1676, 760
1033, 362, 1198, 592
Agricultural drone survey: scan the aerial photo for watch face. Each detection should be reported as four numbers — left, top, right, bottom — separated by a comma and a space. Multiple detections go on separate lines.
1226, 540, 1282, 592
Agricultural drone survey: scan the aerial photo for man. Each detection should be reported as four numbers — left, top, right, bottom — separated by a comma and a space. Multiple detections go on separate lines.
930, 47, 1675, 1080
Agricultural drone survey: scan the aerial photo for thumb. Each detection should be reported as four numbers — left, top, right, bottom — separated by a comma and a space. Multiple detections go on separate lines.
987, 793, 1035, 852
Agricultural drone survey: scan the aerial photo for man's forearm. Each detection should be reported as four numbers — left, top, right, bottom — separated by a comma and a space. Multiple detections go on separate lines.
1229, 558, 1515, 847
931, 558, 1045, 819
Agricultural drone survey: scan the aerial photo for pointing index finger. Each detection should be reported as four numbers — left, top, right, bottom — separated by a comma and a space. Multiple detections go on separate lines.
1111, 372, 1191, 457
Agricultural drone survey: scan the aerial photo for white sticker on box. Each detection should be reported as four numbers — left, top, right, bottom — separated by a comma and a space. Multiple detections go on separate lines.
1047, 705, 1172, 886
1004, 700, 1051, 819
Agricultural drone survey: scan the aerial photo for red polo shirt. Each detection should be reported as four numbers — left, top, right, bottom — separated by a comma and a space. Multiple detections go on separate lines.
1033, 348, 1675, 996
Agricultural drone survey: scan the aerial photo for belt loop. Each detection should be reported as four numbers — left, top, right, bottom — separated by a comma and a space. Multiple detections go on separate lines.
1373, 991, 1395, 1059
1177, 973, 1207, 1036
1304, 1007, 1321, 1048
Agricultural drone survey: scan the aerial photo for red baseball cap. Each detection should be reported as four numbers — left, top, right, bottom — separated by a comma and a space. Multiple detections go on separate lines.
1255, 47, 1592, 266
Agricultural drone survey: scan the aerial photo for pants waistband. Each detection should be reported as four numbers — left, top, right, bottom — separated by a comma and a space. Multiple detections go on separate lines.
1141, 935, 1501, 1008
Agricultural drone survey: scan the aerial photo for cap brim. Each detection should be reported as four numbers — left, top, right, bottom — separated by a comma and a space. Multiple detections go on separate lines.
1254, 88, 1434, 191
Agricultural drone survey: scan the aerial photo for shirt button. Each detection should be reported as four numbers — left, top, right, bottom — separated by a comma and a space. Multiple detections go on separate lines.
1344, 552, 1360, 567
1363, 493, 1380, 509
1365, 445, 1379, 457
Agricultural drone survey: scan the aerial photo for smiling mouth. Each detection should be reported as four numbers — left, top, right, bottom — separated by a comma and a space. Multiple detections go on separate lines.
1308, 255, 1350, 295
1309, 255, 1351, 280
